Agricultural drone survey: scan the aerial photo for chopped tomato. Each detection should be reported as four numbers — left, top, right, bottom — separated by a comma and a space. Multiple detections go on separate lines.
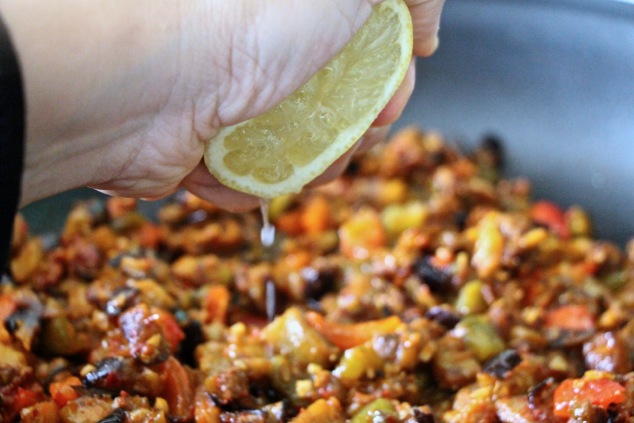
554, 377, 626, 418
544, 305, 595, 332
154, 309, 185, 352
137, 222, 162, 249
276, 209, 303, 236
305, 311, 401, 350
49, 376, 82, 407
0, 295, 17, 321
530, 200, 569, 239
203, 285, 230, 324
161, 357, 194, 421
13, 387, 42, 411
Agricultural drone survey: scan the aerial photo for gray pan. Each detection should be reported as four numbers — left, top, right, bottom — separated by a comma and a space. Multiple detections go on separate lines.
22, 0, 634, 244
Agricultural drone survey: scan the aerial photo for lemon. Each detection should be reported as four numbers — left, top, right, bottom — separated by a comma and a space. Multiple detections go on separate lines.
204, 0, 413, 199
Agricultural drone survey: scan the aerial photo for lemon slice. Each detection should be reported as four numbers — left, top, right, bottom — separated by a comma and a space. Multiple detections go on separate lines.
204, 0, 413, 199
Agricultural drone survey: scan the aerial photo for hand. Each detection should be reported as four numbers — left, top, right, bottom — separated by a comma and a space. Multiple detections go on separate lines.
1, 0, 444, 209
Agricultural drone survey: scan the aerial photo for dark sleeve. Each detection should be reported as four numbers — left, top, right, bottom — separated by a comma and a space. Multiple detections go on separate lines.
0, 13, 25, 275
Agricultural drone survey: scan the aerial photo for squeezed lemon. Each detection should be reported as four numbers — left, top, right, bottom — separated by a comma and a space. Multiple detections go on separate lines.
204, 0, 413, 199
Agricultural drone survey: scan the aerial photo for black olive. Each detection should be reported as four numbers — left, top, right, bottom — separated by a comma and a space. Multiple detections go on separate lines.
178, 319, 204, 368
607, 404, 619, 423
483, 349, 521, 379
527, 377, 555, 412
547, 328, 595, 348
249, 382, 283, 405
428, 150, 446, 167
344, 159, 361, 176
412, 408, 436, 423
425, 306, 461, 329
5, 306, 40, 333
302, 267, 338, 301
479, 134, 504, 169
453, 210, 468, 231
105, 287, 139, 316
83, 357, 125, 390
412, 257, 452, 293
108, 249, 142, 268
97, 408, 126, 423
86, 199, 108, 225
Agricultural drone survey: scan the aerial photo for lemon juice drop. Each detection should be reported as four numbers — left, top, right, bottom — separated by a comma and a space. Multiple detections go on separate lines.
259, 198, 276, 247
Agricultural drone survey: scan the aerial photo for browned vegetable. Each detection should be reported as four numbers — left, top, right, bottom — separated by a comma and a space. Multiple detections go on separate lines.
5, 128, 634, 422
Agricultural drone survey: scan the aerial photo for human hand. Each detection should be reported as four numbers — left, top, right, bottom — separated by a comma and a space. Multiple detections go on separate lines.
1, 0, 444, 209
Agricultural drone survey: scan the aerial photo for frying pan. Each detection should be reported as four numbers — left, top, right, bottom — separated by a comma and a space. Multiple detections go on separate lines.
22, 0, 634, 243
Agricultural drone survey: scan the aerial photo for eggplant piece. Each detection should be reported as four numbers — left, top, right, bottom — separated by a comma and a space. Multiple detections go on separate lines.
483, 349, 521, 379
97, 408, 126, 423
82, 357, 163, 397
412, 256, 452, 293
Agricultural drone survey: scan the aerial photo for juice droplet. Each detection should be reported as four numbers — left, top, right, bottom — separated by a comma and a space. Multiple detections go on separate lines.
266, 278, 276, 322
259, 198, 276, 247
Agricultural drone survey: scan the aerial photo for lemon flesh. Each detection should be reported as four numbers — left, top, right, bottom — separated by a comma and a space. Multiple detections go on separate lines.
204, 0, 413, 199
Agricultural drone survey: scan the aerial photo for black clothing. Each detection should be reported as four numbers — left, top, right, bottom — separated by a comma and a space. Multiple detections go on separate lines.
0, 13, 25, 275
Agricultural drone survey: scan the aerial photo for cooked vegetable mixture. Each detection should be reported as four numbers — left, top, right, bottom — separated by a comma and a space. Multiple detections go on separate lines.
4, 128, 634, 422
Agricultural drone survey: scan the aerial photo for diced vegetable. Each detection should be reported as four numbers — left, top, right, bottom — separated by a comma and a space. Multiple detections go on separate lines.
49, 376, 82, 407
333, 345, 384, 384
565, 206, 592, 238
300, 195, 332, 234
13, 388, 41, 412
455, 315, 505, 361
553, 376, 626, 418
339, 208, 387, 260
20, 401, 61, 423
544, 304, 595, 332
262, 307, 335, 367
471, 213, 504, 279
161, 356, 195, 422
291, 397, 345, 423
203, 284, 231, 323
530, 200, 569, 239
350, 398, 398, 423
58, 397, 112, 423
482, 349, 521, 379
304, 311, 402, 350
154, 308, 186, 353
455, 280, 487, 315
11, 239, 43, 283
39, 316, 84, 356
381, 201, 428, 238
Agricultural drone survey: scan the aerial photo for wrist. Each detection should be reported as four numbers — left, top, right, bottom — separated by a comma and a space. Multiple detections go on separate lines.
0, 0, 186, 206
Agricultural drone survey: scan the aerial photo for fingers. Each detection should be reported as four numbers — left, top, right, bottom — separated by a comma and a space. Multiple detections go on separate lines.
180, 162, 261, 212
406, 0, 445, 57
354, 125, 392, 155
373, 58, 416, 127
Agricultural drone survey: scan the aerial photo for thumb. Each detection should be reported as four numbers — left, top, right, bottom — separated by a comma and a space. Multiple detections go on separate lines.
406, 0, 445, 57
198, 0, 379, 130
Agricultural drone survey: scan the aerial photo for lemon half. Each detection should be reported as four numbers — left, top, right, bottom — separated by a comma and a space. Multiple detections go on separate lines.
204, 0, 413, 199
